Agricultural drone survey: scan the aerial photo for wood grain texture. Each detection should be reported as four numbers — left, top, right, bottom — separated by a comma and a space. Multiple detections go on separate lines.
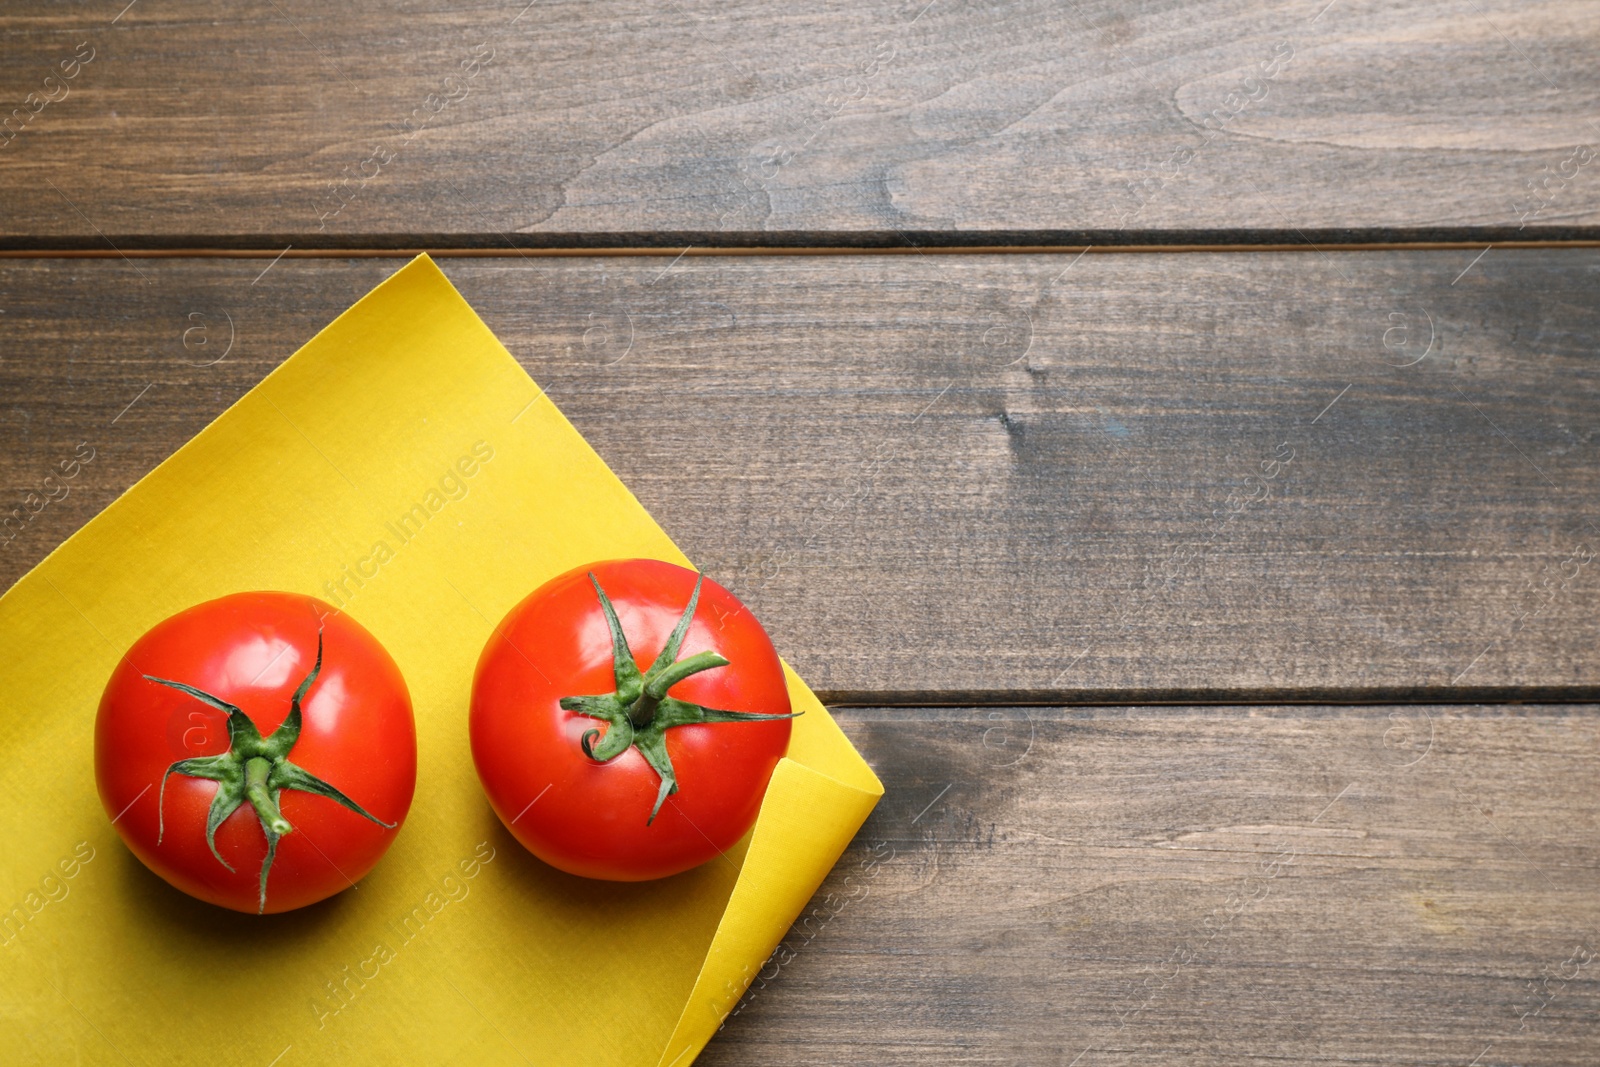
2, 252, 1598, 700
699, 704, 1600, 1066
0, 0, 1597, 246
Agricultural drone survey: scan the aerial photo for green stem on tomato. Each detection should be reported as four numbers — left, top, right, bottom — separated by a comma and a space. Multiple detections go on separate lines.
145, 626, 395, 913
626, 650, 729, 727
558, 572, 799, 824
243, 757, 292, 837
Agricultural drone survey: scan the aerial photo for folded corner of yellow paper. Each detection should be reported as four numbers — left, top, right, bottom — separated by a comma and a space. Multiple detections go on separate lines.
654, 668, 885, 1067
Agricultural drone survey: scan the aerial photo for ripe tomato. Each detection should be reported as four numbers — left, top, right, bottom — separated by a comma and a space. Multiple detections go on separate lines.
95, 592, 415, 914
470, 559, 794, 881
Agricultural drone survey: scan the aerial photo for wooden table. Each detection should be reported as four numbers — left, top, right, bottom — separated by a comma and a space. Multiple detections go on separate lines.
4, 2, 1598, 1063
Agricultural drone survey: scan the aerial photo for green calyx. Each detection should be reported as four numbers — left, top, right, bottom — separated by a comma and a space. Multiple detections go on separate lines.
148, 627, 395, 914
559, 573, 798, 825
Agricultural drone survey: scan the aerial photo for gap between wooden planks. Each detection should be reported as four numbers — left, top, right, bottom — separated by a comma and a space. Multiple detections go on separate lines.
3, 240, 1600, 258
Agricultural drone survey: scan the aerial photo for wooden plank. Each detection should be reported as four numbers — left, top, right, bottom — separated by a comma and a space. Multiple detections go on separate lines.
1, 251, 1597, 699
700, 704, 1600, 1066
0, 1, 1597, 246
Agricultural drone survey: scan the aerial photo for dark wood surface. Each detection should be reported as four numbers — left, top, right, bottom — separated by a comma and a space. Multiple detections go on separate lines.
702, 704, 1600, 1067
4, 253, 1598, 702
4, 3, 1599, 1062
1, 0, 1598, 247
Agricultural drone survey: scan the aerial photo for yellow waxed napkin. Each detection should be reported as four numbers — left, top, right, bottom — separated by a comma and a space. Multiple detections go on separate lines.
0, 255, 882, 1067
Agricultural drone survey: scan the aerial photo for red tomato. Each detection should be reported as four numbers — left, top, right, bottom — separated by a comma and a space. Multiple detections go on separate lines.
470, 559, 794, 881
95, 592, 415, 914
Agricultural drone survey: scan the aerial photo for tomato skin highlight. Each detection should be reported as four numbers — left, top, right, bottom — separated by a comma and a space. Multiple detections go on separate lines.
95, 592, 416, 914
470, 559, 793, 881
